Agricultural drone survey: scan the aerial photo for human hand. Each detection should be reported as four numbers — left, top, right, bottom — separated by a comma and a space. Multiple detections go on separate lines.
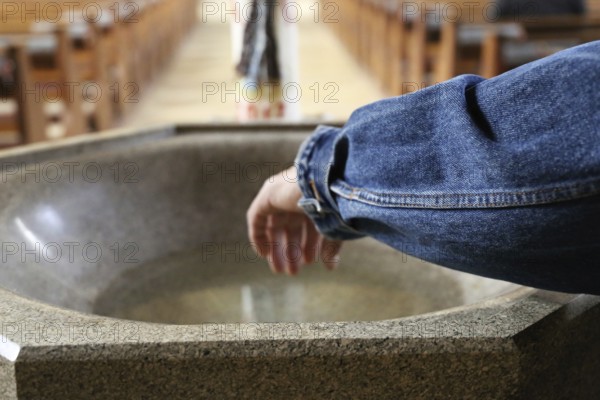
246, 166, 342, 275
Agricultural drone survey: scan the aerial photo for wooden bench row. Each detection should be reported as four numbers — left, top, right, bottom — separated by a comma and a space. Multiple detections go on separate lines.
0, 0, 197, 146
326, 0, 600, 95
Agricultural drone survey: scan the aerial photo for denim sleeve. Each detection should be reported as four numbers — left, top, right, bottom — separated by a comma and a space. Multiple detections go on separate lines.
294, 125, 364, 240
295, 41, 600, 293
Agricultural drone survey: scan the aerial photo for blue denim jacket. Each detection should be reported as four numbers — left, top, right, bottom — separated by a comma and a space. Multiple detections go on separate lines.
295, 41, 600, 295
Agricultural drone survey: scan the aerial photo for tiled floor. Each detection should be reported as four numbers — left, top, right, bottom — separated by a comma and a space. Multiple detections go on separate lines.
123, 1, 385, 128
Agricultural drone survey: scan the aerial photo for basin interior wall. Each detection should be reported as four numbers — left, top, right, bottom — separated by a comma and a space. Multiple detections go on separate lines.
0, 131, 517, 323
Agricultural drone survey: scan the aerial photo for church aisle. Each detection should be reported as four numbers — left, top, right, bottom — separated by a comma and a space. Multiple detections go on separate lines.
123, 1, 386, 127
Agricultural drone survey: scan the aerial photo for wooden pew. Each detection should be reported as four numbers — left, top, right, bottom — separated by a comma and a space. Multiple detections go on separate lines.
0, 47, 20, 146
93, 0, 197, 118
0, 43, 46, 145
1, 1, 120, 139
385, 1, 409, 95
480, 14, 600, 78
0, 17, 87, 143
405, 1, 600, 89
402, 0, 494, 91
434, 20, 526, 82
338, 0, 410, 95
434, 0, 600, 80
33, 0, 137, 123
343, 0, 484, 94
334, 0, 361, 60
0, 0, 197, 145
59, 0, 135, 121
326, 0, 600, 96
367, 0, 392, 91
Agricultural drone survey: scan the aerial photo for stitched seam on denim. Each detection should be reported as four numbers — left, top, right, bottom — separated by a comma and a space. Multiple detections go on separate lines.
334, 180, 600, 198
331, 179, 600, 209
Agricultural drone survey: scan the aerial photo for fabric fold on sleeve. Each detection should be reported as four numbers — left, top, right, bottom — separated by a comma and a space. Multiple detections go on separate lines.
294, 125, 364, 240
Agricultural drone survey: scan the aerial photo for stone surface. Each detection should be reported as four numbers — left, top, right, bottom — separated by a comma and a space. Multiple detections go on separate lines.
0, 124, 599, 399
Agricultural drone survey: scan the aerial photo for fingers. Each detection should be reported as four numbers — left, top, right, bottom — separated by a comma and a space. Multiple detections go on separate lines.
320, 238, 342, 270
265, 213, 303, 276
284, 223, 302, 276
249, 216, 271, 259
265, 214, 284, 274
301, 216, 321, 265
247, 191, 272, 258
255, 212, 343, 274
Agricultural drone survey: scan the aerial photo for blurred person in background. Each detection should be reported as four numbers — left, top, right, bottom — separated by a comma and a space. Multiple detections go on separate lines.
231, 0, 300, 122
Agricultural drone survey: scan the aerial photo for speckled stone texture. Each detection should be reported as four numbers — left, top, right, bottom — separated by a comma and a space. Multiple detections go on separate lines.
0, 124, 599, 399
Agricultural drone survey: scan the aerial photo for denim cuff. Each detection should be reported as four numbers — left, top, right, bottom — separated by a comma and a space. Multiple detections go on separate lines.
295, 125, 364, 241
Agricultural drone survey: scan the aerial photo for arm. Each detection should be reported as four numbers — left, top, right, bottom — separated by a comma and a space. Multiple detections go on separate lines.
248, 41, 600, 292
